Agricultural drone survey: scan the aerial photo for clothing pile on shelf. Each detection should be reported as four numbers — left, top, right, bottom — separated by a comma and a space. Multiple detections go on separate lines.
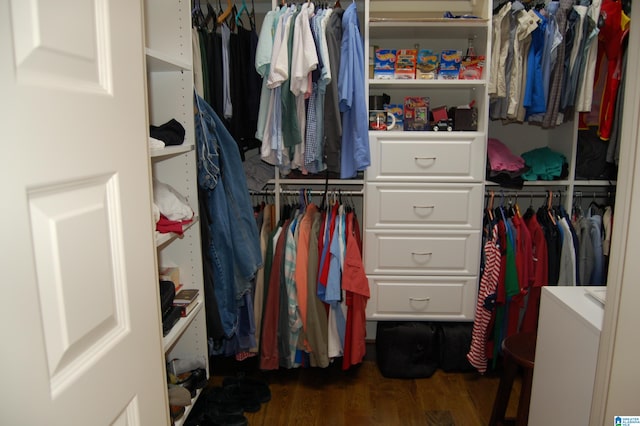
489, 0, 630, 131
153, 179, 195, 236
253, 2, 369, 179
466, 192, 613, 373
486, 138, 569, 188
254, 193, 369, 371
520, 147, 569, 181
486, 138, 529, 188
150, 118, 186, 149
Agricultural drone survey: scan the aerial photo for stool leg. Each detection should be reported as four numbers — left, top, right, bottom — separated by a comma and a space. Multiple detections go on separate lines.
489, 355, 518, 426
515, 367, 534, 426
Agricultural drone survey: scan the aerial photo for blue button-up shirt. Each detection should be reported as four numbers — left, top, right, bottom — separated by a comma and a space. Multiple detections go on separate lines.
339, 3, 369, 178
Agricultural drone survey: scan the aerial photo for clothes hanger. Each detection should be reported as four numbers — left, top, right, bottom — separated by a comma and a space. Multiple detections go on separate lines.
513, 193, 521, 218
249, 0, 256, 30
547, 190, 557, 226
202, 1, 217, 30
486, 190, 495, 222
217, 0, 233, 24
192, 0, 206, 28
235, 0, 248, 28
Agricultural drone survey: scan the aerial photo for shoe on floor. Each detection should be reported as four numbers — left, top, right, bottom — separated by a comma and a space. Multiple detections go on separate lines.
222, 375, 271, 403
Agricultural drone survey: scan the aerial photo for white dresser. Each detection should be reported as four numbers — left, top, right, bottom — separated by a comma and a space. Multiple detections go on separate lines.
362, 0, 492, 322
364, 132, 485, 320
529, 286, 605, 426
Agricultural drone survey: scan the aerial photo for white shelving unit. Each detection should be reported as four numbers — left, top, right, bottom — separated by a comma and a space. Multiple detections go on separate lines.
144, 1, 209, 424
363, 0, 492, 321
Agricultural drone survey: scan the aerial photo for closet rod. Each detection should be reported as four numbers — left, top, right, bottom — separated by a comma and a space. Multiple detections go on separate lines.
484, 190, 564, 198
249, 189, 364, 196
484, 190, 614, 199
573, 191, 615, 198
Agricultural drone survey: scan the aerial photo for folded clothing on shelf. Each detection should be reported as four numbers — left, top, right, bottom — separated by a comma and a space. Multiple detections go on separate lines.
150, 118, 185, 146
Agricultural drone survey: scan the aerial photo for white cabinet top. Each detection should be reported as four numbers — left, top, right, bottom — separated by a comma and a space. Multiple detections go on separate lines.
542, 286, 605, 334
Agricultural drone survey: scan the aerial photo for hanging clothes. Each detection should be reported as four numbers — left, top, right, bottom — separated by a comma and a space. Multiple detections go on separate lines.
342, 210, 370, 369
468, 222, 502, 374
252, 3, 368, 179
253, 192, 367, 371
338, 2, 370, 178
194, 93, 263, 352
487, 0, 627, 129
192, 4, 262, 159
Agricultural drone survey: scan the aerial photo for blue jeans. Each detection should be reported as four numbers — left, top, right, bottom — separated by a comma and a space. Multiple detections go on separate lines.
195, 94, 263, 337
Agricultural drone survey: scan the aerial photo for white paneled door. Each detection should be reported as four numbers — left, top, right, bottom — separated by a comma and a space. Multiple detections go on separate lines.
0, 0, 168, 424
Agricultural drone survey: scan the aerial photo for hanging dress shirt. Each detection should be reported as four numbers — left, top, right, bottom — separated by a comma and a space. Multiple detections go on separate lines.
338, 3, 369, 178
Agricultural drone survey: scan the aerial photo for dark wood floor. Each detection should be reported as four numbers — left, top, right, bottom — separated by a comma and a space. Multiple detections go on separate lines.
206, 344, 522, 426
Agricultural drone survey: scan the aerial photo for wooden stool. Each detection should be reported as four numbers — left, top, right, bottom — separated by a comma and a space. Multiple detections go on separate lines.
489, 332, 537, 426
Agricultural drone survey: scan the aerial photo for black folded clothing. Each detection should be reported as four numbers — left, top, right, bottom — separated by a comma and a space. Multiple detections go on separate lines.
150, 118, 185, 146
222, 375, 271, 403
162, 306, 181, 336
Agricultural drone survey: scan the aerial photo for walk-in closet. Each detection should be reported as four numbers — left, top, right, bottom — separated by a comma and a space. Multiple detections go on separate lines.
3, 0, 639, 424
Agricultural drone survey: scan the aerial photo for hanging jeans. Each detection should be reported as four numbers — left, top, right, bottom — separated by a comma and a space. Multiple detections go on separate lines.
195, 93, 263, 337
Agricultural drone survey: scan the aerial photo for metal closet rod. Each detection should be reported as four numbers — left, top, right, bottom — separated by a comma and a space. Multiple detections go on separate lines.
485, 190, 614, 198
573, 190, 615, 197
249, 188, 364, 195
484, 190, 565, 198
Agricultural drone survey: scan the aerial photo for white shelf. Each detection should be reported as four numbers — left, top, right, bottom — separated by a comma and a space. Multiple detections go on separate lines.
369, 19, 489, 40
155, 216, 199, 249
370, 130, 483, 138
150, 144, 194, 160
369, 78, 485, 89
485, 180, 571, 187
144, 1, 208, 423
573, 180, 617, 186
145, 48, 191, 73
173, 387, 204, 426
163, 297, 204, 352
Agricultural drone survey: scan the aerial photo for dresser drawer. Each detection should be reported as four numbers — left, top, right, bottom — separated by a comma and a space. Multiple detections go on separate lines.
367, 133, 485, 182
364, 230, 481, 275
366, 275, 477, 320
365, 182, 483, 229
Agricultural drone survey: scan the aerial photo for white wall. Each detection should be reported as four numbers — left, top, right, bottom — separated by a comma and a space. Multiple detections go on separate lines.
590, 2, 640, 423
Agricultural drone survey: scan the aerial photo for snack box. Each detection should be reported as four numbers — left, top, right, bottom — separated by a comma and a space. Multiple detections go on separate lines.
438, 49, 462, 80
394, 49, 417, 79
416, 49, 439, 80
404, 96, 430, 131
374, 49, 396, 80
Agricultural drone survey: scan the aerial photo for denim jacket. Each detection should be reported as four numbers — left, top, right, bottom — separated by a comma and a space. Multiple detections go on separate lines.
194, 93, 263, 337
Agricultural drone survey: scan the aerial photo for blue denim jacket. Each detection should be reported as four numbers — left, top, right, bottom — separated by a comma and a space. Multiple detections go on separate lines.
194, 93, 263, 337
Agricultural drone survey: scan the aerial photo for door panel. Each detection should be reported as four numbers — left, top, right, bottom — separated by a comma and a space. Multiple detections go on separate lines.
1, 0, 167, 424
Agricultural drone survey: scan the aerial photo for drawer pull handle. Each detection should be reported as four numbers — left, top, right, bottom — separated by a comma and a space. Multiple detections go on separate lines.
409, 297, 431, 302
413, 205, 435, 209
411, 252, 433, 256
414, 156, 437, 161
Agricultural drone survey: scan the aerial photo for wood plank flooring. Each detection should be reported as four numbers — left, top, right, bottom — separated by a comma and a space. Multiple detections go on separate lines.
206, 344, 522, 426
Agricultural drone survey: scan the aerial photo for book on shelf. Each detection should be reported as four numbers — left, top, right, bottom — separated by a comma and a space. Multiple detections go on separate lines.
177, 300, 198, 317
173, 289, 199, 317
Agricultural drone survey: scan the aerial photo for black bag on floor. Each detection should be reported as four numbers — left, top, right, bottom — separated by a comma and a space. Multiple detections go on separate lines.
375, 322, 439, 378
438, 322, 474, 372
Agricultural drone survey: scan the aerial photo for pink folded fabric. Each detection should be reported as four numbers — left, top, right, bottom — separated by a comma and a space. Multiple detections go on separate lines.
487, 138, 526, 172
